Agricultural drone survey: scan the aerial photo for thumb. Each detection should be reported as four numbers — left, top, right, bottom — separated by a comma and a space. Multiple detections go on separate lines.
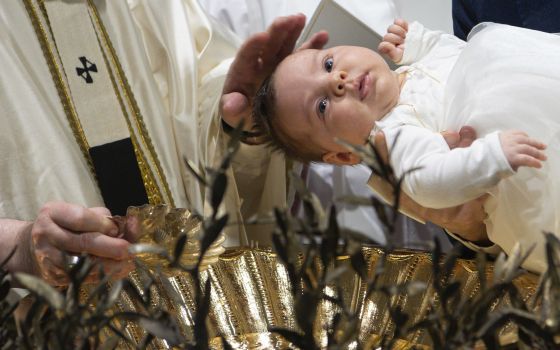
441, 130, 460, 149
89, 207, 120, 237
220, 92, 251, 129
298, 30, 329, 51
458, 126, 477, 148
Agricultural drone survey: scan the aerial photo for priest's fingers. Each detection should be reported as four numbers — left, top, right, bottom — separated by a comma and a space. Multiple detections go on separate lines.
38, 201, 118, 236
32, 204, 130, 260
297, 30, 329, 51
35, 249, 133, 287
221, 32, 269, 97
34, 246, 68, 286
220, 92, 251, 129
32, 215, 130, 260
57, 231, 131, 261
263, 14, 306, 65
90, 207, 111, 216
220, 31, 269, 127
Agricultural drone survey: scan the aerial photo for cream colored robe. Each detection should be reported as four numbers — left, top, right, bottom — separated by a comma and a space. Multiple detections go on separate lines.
0, 0, 285, 246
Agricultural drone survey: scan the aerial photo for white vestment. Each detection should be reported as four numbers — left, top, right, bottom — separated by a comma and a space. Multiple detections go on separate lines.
370, 22, 560, 273
0, 0, 286, 246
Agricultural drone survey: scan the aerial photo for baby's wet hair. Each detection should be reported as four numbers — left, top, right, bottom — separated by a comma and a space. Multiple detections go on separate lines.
252, 74, 324, 163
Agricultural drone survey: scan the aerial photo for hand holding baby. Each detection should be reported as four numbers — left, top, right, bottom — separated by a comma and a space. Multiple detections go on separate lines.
499, 130, 547, 170
378, 19, 409, 63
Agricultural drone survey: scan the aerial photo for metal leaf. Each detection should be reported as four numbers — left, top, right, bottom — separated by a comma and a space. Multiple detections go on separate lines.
221, 337, 234, 350
137, 316, 182, 346
97, 336, 120, 350
200, 214, 228, 261
173, 233, 188, 265
128, 243, 168, 257
295, 292, 318, 333
320, 206, 339, 268
269, 327, 307, 350
194, 277, 211, 348
350, 250, 368, 280
183, 157, 208, 186
325, 266, 350, 285
210, 172, 228, 213
106, 280, 123, 309
14, 273, 63, 310
0, 280, 11, 302
336, 195, 373, 207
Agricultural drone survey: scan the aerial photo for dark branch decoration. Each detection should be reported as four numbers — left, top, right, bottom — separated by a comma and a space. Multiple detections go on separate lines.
0, 131, 558, 349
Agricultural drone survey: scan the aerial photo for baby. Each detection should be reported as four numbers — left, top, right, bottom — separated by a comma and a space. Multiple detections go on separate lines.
253, 19, 560, 273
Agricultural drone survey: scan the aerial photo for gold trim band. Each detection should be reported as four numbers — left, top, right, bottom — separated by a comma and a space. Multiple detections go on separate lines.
23, 0, 175, 207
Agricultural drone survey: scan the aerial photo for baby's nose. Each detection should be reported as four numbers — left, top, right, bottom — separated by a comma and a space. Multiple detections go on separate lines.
331, 70, 355, 96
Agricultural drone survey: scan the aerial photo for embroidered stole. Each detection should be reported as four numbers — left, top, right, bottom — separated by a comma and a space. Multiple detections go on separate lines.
23, 0, 175, 214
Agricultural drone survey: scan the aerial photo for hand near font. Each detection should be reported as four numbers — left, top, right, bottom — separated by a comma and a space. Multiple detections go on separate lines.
25, 202, 133, 286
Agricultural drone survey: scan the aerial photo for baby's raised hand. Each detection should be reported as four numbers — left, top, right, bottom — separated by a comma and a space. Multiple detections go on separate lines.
378, 19, 408, 63
499, 130, 547, 171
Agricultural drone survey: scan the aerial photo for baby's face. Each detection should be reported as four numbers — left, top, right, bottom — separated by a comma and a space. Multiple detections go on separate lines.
274, 46, 400, 155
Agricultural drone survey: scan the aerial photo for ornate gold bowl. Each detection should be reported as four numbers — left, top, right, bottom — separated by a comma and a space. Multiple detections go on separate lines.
120, 247, 539, 349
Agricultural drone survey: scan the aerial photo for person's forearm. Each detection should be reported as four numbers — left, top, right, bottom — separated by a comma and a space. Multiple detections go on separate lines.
0, 219, 35, 274
368, 173, 489, 243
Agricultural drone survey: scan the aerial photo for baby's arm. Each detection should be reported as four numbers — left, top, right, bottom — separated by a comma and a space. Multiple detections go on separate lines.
385, 126, 546, 209
378, 19, 465, 65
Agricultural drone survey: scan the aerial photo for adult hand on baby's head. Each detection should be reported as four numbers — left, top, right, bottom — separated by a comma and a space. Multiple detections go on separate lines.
378, 19, 408, 63
499, 130, 547, 171
220, 14, 329, 132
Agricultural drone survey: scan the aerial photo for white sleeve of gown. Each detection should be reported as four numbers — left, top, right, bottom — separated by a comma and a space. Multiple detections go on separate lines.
398, 21, 465, 66
385, 125, 515, 209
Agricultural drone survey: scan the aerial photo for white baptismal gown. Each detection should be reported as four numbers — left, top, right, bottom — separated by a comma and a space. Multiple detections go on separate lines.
447, 23, 560, 273
371, 22, 560, 273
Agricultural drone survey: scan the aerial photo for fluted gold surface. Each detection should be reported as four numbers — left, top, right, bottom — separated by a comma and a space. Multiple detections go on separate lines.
113, 204, 225, 272
115, 247, 538, 349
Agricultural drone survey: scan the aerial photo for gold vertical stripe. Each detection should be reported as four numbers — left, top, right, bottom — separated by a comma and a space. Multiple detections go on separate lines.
87, 0, 175, 207
23, 0, 95, 178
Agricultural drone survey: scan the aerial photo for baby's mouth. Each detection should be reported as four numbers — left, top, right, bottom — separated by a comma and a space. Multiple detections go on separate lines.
359, 73, 371, 100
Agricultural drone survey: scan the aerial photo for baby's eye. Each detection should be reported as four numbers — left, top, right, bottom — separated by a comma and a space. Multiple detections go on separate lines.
317, 97, 328, 116
324, 57, 334, 72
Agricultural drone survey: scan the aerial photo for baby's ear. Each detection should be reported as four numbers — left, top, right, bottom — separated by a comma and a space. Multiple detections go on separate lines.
322, 151, 361, 166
